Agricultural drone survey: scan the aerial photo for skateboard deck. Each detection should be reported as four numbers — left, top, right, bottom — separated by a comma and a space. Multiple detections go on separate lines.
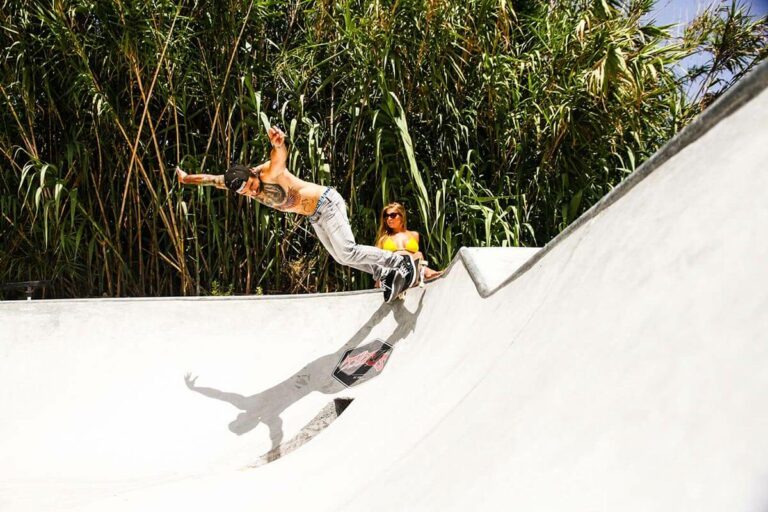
381, 255, 438, 303
394, 259, 429, 300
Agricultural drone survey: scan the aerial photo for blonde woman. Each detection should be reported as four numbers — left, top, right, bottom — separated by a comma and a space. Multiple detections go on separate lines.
375, 203, 443, 285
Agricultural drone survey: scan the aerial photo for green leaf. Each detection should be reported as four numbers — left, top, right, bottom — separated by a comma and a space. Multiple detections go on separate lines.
259, 112, 271, 133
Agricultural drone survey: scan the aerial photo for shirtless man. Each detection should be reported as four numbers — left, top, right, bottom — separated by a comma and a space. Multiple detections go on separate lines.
175, 126, 416, 301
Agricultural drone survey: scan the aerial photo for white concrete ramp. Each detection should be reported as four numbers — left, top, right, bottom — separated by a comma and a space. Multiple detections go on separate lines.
2, 63, 768, 511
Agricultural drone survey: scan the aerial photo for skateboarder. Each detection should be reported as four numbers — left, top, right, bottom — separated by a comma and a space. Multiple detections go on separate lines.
176, 126, 417, 301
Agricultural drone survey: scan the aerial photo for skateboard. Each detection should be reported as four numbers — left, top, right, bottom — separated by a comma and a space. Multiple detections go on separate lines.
397, 259, 429, 299
382, 255, 426, 303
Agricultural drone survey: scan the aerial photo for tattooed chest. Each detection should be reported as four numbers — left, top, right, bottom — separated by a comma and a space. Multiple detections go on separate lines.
256, 182, 300, 211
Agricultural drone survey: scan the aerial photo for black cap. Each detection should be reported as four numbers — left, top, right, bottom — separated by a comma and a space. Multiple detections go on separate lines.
224, 164, 251, 193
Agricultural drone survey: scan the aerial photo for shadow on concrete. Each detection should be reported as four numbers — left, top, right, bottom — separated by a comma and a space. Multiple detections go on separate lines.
184, 291, 426, 450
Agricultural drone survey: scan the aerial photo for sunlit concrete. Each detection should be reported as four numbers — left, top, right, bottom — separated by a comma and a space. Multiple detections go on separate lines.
1, 64, 767, 512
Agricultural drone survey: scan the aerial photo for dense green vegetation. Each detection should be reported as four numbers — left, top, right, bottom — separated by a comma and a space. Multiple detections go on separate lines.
1, 0, 765, 297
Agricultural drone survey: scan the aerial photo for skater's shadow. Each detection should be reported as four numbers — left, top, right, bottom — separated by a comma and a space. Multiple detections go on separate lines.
184, 292, 425, 450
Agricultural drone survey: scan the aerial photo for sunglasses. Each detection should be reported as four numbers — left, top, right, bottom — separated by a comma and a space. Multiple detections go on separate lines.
383, 212, 401, 219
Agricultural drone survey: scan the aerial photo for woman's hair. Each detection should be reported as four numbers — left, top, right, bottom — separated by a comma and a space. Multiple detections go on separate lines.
375, 202, 408, 246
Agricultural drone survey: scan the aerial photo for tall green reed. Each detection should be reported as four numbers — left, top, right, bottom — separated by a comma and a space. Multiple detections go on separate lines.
1, 0, 764, 297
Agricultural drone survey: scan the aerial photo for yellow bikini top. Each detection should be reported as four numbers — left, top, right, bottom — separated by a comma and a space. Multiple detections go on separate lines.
382, 234, 419, 253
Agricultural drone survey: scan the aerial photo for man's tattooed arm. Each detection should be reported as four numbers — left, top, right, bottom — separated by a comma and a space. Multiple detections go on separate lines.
177, 169, 227, 190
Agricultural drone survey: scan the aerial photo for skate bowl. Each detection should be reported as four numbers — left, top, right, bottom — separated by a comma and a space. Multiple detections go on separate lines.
1, 62, 767, 511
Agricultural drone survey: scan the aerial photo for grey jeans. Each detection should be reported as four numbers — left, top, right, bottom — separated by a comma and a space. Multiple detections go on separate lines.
309, 188, 401, 281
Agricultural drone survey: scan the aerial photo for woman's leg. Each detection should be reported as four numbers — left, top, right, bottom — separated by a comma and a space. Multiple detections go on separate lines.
395, 250, 443, 282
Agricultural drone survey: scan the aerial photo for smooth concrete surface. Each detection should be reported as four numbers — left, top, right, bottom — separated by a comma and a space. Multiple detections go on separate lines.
458, 246, 541, 295
2, 65, 768, 511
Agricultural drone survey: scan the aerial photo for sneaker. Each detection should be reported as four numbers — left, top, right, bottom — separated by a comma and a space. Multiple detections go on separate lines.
381, 267, 403, 303
397, 254, 417, 288
386, 270, 407, 303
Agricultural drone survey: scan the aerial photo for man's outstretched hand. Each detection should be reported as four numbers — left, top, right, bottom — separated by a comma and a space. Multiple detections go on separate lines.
268, 126, 285, 148
175, 166, 188, 184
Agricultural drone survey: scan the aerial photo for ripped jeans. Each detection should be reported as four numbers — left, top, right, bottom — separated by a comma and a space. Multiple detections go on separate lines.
309, 188, 402, 281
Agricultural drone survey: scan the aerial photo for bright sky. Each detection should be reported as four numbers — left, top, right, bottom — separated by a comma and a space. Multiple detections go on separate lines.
648, 0, 767, 97
650, 0, 768, 33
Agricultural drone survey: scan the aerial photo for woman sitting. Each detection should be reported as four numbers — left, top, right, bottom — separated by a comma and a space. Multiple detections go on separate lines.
374, 202, 443, 285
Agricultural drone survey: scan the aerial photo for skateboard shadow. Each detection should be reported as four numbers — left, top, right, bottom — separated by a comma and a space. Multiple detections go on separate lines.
184, 292, 426, 451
